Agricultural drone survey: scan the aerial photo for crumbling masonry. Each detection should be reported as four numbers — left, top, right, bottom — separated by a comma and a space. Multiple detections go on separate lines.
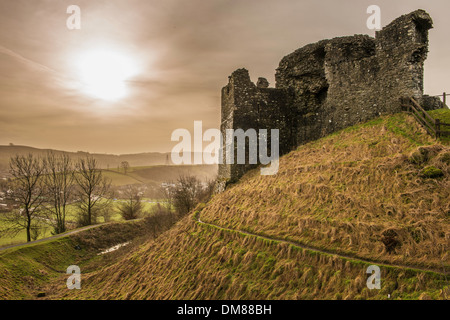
217, 10, 444, 190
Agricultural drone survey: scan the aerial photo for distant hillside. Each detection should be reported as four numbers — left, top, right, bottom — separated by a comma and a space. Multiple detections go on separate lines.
0, 145, 205, 177
105, 165, 218, 186
40, 113, 448, 300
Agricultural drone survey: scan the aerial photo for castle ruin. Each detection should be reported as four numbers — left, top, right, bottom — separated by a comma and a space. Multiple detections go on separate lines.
217, 10, 443, 190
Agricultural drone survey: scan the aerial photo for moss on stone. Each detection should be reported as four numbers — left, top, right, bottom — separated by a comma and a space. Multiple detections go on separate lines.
421, 166, 444, 178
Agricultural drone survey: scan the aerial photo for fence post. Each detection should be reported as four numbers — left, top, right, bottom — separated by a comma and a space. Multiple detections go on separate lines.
435, 119, 441, 138
444, 92, 446, 106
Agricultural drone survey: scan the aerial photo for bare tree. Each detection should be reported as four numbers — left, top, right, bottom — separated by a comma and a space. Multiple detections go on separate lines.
30, 219, 47, 241
0, 179, 8, 202
117, 185, 144, 220
1, 154, 46, 242
74, 157, 111, 226
42, 152, 74, 234
167, 175, 212, 215
160, 181, 175, 211
120, 161, 130, 175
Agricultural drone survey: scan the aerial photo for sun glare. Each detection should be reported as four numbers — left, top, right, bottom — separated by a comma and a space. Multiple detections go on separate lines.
77, 50, 136, 101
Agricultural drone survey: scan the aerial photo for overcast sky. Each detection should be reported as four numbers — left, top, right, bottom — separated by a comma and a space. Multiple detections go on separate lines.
0, 0, 449, 154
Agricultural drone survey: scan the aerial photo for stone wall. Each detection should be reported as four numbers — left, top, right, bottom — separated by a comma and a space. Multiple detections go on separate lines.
218, 10, 443, 189
218, 69, 292, 186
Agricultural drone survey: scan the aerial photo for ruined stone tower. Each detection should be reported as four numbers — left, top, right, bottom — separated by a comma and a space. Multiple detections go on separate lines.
217, 10, 442, 190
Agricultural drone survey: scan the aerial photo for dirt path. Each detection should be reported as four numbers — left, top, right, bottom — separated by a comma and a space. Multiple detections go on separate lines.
196, 216, 449, 277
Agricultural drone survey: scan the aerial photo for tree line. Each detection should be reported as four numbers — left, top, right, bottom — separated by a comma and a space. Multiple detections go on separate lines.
0, 153, 111, 242
116, 174, 215, 221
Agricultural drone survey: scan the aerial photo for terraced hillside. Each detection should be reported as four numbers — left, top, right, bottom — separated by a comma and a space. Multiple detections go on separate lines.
8, 113, 450, 300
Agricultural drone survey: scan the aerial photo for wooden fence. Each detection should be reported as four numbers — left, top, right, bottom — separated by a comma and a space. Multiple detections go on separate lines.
435, 92, 449, 106
401, 97, 450, 138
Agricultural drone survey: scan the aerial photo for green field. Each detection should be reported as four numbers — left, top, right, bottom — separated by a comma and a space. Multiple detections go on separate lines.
0, 220, 53, 247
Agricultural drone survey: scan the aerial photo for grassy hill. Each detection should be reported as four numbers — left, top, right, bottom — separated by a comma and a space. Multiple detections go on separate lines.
2, 113, 449, 300
199, 113, 449, 272
47, 216, 447, 300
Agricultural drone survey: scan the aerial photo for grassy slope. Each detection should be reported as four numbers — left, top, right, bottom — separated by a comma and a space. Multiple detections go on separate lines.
50, 217, 448, 300
429, 108, 450, 144
44, 113, 449, 300
0, 237, 86, 299
429, 108, 450, 124
201, 113, 449, 271
0, 215, 179, 299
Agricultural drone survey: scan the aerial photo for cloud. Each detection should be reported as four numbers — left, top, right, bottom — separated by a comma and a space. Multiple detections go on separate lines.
0, 44, 58, 75
0, 0, 449, 153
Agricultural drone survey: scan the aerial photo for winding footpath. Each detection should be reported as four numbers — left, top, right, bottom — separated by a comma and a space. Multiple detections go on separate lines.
196, 214, 449, 277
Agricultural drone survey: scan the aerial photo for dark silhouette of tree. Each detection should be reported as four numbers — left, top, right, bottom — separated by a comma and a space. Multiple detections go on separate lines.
1, 154, 46, 242
74, 157, 111, 226
121, 161, 130, 175
117, 185, 143, 220
42, 152, 74, 234
164, 175, 215, 215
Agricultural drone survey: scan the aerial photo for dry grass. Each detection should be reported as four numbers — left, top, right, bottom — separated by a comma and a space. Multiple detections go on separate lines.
201, 113, 449, 271
45, 217, 447, 300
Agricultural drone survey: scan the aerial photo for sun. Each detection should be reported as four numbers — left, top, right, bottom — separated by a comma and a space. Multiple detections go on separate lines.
76, 50, 137, 101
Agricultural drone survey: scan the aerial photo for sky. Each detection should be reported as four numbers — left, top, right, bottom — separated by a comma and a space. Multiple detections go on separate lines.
0, 0, 449, 154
